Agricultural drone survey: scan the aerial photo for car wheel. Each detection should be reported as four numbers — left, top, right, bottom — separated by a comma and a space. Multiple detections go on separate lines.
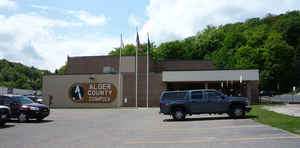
231, 105, 245, 118
36, 117, 44, 122
18, 113, 28, 123
172, 108, 186, 121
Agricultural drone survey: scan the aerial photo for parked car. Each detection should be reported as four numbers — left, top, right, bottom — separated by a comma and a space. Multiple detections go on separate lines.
0, 105, 10, 126
0, 94, 50, 122
259, 91, 279, 97
159, 89, 251, 120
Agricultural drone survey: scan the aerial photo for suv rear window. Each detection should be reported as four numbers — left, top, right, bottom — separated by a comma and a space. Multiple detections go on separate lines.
162, 92, 187, 100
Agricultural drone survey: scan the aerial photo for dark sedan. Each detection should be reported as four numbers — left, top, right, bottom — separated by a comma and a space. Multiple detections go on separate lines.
0, 94, 50, 122
259, 90, 279, 97
0, 105, 10, 126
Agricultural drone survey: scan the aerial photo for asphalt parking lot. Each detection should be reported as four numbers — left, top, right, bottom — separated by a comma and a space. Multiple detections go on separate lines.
1, 108, 300, 148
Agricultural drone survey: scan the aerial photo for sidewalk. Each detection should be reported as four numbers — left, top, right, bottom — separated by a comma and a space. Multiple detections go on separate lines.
263, 94, 300, 103
264, 104, 300, 117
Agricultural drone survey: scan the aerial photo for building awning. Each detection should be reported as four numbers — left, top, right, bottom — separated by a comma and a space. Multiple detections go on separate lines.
162, 69, 259, 82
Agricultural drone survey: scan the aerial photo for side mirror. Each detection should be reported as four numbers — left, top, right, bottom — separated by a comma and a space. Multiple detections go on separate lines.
221, 95, 225, 99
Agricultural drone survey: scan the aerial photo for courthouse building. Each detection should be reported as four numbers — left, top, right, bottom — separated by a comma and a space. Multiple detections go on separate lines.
42, 55, 259, 107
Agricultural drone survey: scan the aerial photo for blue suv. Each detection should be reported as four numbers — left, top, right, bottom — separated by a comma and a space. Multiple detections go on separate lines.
160, 89, 251, 120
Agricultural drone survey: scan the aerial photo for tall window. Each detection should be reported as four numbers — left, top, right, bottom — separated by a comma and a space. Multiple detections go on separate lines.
103, 66, 116, 74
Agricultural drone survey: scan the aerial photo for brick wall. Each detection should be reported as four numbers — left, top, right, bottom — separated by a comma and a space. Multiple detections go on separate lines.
65, 56, 120, 74
122, 73, 166, 107
158, 60, 216, 71
65, 55, 215, 75
137, 56, 158, 73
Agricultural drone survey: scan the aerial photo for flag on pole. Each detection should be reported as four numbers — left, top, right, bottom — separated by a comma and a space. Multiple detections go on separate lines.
147, 33, 151, 53
120, 33, 124, 49
136, 31, 142, 51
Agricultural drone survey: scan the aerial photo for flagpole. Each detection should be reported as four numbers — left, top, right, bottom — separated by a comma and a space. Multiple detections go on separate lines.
119, 33, 122, 106
136, 27, 138, 108
146, 33, 149, 108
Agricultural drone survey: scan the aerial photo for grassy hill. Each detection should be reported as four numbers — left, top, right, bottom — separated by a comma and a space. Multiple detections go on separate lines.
0, 59, 51, 90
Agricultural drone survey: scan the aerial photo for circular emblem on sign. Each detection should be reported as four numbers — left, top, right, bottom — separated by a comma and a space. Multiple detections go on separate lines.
68, 83, 117, 103
70, 85, 85, 101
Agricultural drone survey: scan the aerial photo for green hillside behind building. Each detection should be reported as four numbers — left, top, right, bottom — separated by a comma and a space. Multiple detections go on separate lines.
110, 11, 300, 92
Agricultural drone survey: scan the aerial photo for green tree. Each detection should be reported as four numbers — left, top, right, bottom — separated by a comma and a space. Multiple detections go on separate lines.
155, 40, 185, 60
109, 43, 155, 56
234, 46, 258, 69
55, 65, 67, 75
260, 32, 295, 91
0, 59, 50, 90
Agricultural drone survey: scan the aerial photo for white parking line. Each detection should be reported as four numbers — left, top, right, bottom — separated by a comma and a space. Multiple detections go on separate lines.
125, 136, 300, 144
156, 125, 266, 132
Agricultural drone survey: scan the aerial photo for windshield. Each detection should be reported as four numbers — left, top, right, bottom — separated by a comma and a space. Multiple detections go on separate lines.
13, 96, 34, 104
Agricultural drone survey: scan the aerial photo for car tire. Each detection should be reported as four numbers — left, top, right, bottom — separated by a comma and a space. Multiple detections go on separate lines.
0, 122, 5, 126
18, 113, 28, 123
230, 105, 245, 118
172, 108, 186, 121
36, 117, 44, 122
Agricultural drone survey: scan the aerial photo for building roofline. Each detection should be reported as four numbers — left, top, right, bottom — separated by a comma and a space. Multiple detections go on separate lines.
68, 55, 148, 59
48, 69, 259, 76
67, 55, 215, 63
162, 69, 259, 72
160, 59, 213, 62
68, 55, 214, 61
162, 89, 218, 92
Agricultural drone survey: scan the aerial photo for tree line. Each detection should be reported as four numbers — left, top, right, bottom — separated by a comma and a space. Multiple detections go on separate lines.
109, 11, 300, 92
0, 59, 52, 90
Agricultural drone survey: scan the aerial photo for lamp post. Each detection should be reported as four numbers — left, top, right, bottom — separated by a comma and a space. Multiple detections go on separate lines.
240, 74, 243, 97
293, 86, 296, 103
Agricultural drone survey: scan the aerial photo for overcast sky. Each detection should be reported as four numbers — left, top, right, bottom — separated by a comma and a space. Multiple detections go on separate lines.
0, 0, 299, 71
